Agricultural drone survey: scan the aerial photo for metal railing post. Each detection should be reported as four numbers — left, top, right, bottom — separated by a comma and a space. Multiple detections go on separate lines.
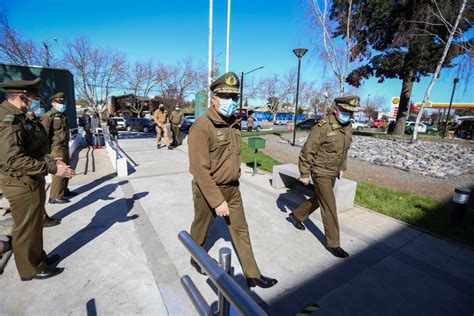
218, 247, 232, 316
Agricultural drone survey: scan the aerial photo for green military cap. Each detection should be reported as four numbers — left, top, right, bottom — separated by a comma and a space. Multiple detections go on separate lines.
210, 72, 240, 94
0, 78, 41, 93
50, 92, 65, 101
334, 95, 361, 112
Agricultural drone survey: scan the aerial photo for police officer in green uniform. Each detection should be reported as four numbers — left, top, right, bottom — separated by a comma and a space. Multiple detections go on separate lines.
287, 96, 360, 258
26, 98, 62, 228
42, 92, 77, 204
188, 72, 277, 288
0, 78, 75, 280
169, 105, 184, 147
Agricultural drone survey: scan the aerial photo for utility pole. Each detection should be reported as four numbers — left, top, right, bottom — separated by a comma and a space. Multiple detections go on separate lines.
292, 48, 308, 146
443, 77, 459, 138
225, 0, 231, 72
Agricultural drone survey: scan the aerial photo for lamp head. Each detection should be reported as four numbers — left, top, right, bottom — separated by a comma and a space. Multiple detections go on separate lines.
293, 48, 308, 58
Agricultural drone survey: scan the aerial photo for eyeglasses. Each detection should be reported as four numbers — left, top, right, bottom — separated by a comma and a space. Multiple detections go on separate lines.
215, 93, 239, 101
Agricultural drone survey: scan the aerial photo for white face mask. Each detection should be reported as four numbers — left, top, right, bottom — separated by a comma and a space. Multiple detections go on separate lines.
218, 98, 238, 117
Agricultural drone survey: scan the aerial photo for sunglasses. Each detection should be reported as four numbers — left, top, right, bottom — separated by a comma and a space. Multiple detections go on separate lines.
215, 93, 239, 101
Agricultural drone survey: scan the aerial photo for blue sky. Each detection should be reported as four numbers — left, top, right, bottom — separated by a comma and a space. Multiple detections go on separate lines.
4, 0, 473, 111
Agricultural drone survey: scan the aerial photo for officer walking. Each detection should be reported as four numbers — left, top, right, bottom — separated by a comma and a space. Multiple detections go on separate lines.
188, 72, 277, 288
0, 78, 75, 280
169, 105, 184, 147
81, 109, 93, 146
153, 104, 172, 150
287, 96, 360, 258
42, 92, 77, 204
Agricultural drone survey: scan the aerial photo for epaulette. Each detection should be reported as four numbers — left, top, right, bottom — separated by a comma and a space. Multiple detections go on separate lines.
317, 119, 327, 127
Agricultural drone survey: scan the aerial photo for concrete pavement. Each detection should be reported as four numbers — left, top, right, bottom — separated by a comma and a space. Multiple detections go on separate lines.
0, 135, 473, 315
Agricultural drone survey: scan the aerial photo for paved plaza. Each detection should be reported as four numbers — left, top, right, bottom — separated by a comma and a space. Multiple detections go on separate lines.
1, 138, 473, 315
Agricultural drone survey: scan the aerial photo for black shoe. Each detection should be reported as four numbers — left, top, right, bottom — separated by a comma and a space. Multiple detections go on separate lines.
190, 258, 207, 276
45, 254, 60, 265
247, 275, 278, 288
43, 217, 61, 228
287, 213, 306, 230
64, 190, 78, 197
48, 198, 70, 204
20, 267, 64, 281
326, 246, 350, 258
168, 146, 173, 150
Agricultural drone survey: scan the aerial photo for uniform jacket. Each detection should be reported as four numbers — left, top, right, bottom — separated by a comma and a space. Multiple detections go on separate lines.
153, 109, 168, 125
82, 114, 92, 131
188, 108, 241, 208
170, 110, 184, 125
0, 101, 57, 182
41, 107, 70, 158
299, 113, 352, 178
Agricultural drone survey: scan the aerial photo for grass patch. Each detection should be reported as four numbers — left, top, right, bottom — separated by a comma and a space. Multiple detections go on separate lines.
240, 141, 280, 173
356, 180, 474, 247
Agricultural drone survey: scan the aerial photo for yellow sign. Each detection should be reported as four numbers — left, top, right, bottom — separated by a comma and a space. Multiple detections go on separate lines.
392, 97, 400, 104
415, 103, 474, 109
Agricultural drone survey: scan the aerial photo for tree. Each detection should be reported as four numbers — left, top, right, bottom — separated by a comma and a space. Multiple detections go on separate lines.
412, 0, 471, 142
330, 0, 473, 135
158, 57, 206, 106
127, 60, 163, 116
306, 0, 358, 95
0, 12, 51, 66
61, 36, 127, 112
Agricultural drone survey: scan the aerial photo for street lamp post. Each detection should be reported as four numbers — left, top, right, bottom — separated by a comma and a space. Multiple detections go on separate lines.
239, 66, 264, 114
443, 77, 459, 138
292, 48, 308, 146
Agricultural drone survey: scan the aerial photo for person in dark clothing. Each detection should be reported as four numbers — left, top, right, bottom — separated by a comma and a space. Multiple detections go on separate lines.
107, 113, 119, 140
81, 109, 93, 146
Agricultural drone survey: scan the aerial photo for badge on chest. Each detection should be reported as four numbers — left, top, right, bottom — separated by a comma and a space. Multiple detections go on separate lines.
327, 131, 337, 137
216, 130, 227, 142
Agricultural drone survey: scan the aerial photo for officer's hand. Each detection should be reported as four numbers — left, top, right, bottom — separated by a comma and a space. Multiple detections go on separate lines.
338, 170, 344, 179
55, 159, 66, 166
55, 164, 76, 178
215, 201, 230, 217
299, 177, 310, 185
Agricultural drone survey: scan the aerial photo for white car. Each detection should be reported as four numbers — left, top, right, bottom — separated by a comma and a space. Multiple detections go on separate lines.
112, 117, 126, 130
350, 119, 369, 131
406, 122, 427, 133
274, 119, 289, 125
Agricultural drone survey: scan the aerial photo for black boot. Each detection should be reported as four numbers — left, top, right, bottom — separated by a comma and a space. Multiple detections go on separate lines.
287, 213, 306, 230
326, 246, 350, 258
246, 275, 278, 288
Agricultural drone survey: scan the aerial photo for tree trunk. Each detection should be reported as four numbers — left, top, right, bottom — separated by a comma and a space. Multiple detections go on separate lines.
393, 70, 415, 135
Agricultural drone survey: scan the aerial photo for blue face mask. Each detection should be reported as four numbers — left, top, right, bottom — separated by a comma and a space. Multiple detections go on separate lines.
29, 99, 41, 112
218, 98, 238, 117
336, 109, 352, 124
35, 107, 46, 117
55, 103, 67, 113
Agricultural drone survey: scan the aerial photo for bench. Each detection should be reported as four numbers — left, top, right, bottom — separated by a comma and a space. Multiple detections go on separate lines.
272, 163, 357, 211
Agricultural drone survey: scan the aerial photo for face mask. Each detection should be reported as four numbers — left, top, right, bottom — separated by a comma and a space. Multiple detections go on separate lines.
218, 98, 238, 117
54, 103, 67, 113
35, 107, 45, 117
28, 99, 41, 112
336, 109, 352, 124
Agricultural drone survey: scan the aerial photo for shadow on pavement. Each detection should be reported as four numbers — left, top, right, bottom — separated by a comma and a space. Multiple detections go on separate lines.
53, 180, 128, 220
86, 298, 97, 316
50, 192, 148, 266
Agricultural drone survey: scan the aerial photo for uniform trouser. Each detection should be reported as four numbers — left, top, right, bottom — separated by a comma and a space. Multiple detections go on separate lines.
156, 124, 170, 146
49, 152, 70, 200
190, 180, 261, 278
2, 176, 47, 278
171, 124, 181, 146
293, 175, 340, 247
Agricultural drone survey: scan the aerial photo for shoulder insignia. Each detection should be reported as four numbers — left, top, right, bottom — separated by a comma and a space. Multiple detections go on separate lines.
3, 114, 14, 122
317, 119, 327, 127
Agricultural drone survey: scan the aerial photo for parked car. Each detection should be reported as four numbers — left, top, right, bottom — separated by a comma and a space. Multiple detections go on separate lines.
112, 117, 126, 130
274, 119, 289, 125
296, 118, 316, 130
125, 117, 156, 133
405, 122, 438, 135
370, 119, 389, 128
454, 119, 474, 139
180, 116, 195, 133
350, 119, 368, 131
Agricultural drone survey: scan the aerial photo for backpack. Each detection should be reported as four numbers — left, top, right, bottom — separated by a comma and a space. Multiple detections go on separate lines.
78, 116, 86, 127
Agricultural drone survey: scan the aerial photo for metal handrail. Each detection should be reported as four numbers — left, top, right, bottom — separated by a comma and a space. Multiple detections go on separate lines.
103, 129, 139, 167
181, 276, 213, 316
178, 231, 266, 316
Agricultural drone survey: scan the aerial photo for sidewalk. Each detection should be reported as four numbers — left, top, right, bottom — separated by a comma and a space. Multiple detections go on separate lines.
0, 138, 473, 315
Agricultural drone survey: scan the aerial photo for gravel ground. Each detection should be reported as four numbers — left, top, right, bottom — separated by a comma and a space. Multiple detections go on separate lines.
256, 132, 474, 200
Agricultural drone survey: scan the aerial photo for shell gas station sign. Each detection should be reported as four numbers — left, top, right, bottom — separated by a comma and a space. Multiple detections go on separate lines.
390, 97, 400, 119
